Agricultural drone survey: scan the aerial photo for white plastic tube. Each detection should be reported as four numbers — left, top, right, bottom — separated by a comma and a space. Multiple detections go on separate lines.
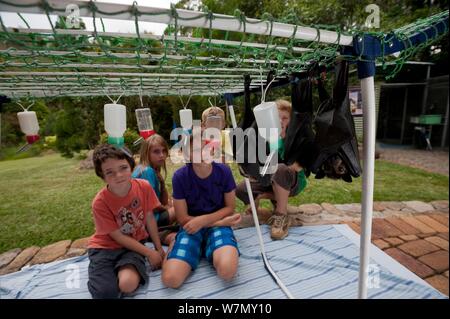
358, 76, 376, 299
0, 1, 353, 45
228, 102, 295, 299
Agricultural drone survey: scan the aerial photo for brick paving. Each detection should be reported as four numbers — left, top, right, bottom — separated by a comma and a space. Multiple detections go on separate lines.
0, 200, 448, 297
347, 210, 449, 296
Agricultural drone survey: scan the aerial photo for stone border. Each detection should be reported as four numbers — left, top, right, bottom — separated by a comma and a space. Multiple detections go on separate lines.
0, 200, 447, 277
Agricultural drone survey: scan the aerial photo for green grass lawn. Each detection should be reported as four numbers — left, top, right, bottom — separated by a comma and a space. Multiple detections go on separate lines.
0, 153, 448, 253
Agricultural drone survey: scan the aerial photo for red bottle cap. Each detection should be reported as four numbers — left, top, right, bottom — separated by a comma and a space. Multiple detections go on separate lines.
26, 135, 40, 144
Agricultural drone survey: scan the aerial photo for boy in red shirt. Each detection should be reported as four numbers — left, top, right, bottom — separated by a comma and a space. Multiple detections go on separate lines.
87, 144, 164, 299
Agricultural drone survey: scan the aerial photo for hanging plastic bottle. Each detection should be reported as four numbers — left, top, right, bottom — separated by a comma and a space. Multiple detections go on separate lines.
180, 108, 193, 133
253, 101, 281, 176
104, 103, 126, 148
253, 101, 281, 150
17, 110, 40, 144
179, 108, 193, 160
135, 108, 155, 139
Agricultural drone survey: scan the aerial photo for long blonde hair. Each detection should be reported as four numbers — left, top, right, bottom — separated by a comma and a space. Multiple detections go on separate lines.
137, 134, 169, 180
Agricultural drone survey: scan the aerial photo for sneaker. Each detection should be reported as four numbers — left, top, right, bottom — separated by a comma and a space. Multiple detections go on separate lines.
267, 213, 291, 240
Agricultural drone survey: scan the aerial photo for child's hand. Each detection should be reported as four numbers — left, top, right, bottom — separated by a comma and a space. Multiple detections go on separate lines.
214, 214, 242, 227
183, 216, 207, 234
157, 247, 166, 260
146, 249, 163, 270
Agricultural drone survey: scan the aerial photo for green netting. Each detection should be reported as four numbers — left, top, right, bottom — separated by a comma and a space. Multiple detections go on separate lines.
0, 0, 448, 98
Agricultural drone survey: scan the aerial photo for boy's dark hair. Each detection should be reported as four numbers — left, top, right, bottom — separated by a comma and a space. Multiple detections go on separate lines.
93, 144, 135, 178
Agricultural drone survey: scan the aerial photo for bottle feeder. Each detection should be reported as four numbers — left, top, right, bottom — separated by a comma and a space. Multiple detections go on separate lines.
135, 108, 155, 139
17, 110, 40, 144
104, 103, 126, 148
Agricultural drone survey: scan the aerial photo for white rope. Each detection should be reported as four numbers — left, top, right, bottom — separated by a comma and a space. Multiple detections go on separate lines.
16, 101, 27, 112
15, 100, 34, 111
138, 87, 144, 108
104, 89, 125, 104
259, 68, 264, 101
263, 76, 277, 103
178, 91, 193, 109
208, 97, 214, 108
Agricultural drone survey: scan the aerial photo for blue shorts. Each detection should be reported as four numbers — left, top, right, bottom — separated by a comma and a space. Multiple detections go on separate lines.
167, 226, 239, 270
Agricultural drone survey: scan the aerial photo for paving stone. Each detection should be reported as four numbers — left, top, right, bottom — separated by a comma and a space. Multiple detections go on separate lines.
381, 210, 414, 218
315, 212, 343, 223
398, 239, 440, 258
295, 204, 323, 223
373, 202, 387, 212
415, 215, 448, 233
430, 200, 449, 211
384, 248, 435, 278
400, 216, 436, 234
428, 213, 449, 227
61, 248, 87, 260
0, 246, 40, 275
402, 201, 435, 213
373, 239, 390, 250
437, 232, 449, 241
418, 250, 449, 273
29, 240, 72, 266
334, 203, 361, 214
287, 205, 302, 214
235, 212, 271, 228
70, 237, 90, 249
372, 211, 385, 218
399, 234, 419, 241
383, 201, 406, 211
425, 275, 449, 296
371, 218, 404, 239
0, 248, 22, 269
424, 236, 449, 251
385, 217, 421, 235
298, 204, 323, 215
235, 214, 256, 229
384, 237, 404, 246
321, 203, 346, 216
290, 214, 306, 226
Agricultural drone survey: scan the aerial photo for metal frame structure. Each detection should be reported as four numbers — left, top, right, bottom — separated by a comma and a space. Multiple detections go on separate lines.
0, 0, 448, 299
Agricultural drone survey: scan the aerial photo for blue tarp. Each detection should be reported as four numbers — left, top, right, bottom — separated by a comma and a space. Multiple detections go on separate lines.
0, 225, 446, 299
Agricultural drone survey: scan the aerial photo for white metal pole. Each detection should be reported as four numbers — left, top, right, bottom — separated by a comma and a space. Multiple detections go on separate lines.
358, 76, 376, 299
0, 0, 353, 45
4, 27, 312, 53
0, 71, 243, 78
0, 49, 289, 65
0, 62, 264, 74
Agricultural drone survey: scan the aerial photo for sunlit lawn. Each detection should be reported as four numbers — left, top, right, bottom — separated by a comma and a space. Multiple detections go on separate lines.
0, 153, 448, 253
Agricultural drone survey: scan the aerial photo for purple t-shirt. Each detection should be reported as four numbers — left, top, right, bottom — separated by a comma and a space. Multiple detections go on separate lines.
172, 162, 236, 216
